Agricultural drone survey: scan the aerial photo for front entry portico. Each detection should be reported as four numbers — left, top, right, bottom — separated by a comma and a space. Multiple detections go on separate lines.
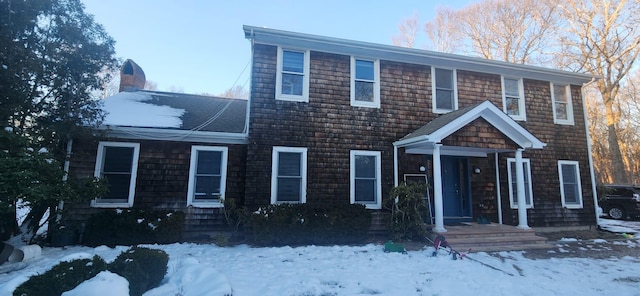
393, 101, 546, 233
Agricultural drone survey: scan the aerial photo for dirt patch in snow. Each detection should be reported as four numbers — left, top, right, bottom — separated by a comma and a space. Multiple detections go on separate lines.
522, 229, 639, 259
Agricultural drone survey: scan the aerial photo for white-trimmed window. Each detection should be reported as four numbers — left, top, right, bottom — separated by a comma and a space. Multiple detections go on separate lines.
558, 160, 583, 208
271, 147, 307, 204
507, 158, 533, 209
551, 83, 574, 125
502, 77, 526, 121
350, 150, 382, 209
93, 142, 140, 208
187, 146, 228, 208
350, 57, 380, 108
276, 47, 310, 102
432, 67, 458, 113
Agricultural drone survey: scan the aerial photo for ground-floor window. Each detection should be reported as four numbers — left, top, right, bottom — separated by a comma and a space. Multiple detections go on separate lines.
271, 146, 307, 204
558, 160, 583, 208
507, 158, 533, 208
93, 141, 140, 208
350, 150, 382, 209
187, 146, 228, 207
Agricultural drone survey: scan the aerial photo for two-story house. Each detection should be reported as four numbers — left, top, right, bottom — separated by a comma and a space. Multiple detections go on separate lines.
65, 26, 597, 240
242, 25, 596, 233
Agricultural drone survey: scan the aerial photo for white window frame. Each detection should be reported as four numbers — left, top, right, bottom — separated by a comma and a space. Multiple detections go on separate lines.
506, 158, 534, 209
350, 57, 380, 108
271, 146, 308, 204
276, 47, 310, 102
501, 76, 526, 121
551, 83, 574, 125
558, 160, 583, 209
350, 150, 382, 209
92, 141, 140, 208
432, 67, 458, 114
187, 146, 228, 208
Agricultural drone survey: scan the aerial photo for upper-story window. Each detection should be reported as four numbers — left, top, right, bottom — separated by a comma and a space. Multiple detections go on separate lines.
350, 57, 380, 108
276, 48, 309, 102
551, 83, 574, 125
93, 141, 140, 208
432, 68, 458, 113
502, 77, 526, 121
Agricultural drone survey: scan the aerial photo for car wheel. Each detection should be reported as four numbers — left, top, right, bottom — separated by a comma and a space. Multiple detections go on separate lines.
608, 207, 625, 220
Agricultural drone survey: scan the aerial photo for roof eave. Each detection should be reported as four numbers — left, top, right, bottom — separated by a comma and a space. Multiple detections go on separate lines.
97, 126, 248, 145
243, 25, 594, 85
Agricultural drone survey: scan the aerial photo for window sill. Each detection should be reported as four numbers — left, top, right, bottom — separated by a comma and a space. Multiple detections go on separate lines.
91, 200, 132, 208
554, 120, 575, 126
358, 203, 381, 210
276, 95, 308, 103
509, 206, 533, 209
189, 202, 224, 208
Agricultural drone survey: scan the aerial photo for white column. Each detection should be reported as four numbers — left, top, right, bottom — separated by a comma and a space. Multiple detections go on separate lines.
515, 148, 530, 229
433, 143, 446, 233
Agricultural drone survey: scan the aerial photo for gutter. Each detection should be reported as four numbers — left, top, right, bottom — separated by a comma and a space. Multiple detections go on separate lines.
98, 126, 248, 145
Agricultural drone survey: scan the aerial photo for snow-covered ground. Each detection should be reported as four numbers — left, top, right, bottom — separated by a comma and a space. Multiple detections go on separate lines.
1, 219, 639, 296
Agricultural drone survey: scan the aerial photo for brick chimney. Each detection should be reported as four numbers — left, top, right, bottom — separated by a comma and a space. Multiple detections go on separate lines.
119, 59, 146, 92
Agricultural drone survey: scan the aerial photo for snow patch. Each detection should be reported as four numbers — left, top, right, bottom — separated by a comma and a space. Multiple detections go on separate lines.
61, 271, 129, 296
102, 92, 184, 128
559, 238, 579, 242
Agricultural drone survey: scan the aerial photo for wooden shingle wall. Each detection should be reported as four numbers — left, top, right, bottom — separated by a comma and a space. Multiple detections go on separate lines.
65, 138, 247, 235
246, 43, 595, 228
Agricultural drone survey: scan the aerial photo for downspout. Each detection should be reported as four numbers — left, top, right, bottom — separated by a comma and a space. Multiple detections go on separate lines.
243, 28, 255, 136
57, 138, 73, 222
495, 152, 503, 224
393, 144, 398, 187
582, 78, 600, 227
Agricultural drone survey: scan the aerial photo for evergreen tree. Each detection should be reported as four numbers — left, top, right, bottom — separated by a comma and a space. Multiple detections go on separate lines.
0, 0, 116, 240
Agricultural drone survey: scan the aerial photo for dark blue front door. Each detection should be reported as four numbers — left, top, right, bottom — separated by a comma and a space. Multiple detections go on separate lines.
441, 156, 471, 218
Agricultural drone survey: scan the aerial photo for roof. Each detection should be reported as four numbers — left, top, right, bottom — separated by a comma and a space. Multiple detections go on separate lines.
100, 90, 248, 144
395, 101, 545, 156
244, 25, 595, 85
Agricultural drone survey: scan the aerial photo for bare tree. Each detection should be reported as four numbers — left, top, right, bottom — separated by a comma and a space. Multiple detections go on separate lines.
423, 7, 461, 53
615, 70, 640, 184
557, 0, 640, 184
218, 85, 249, 100
585, 84, 613, 183
392, 13, 419, 48
433, 0, 559, 64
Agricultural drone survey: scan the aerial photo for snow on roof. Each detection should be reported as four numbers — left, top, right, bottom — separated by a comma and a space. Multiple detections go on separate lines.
102, 92, 185, 128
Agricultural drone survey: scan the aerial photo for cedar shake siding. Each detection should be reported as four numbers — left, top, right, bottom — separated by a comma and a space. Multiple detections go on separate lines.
65, 27, 597, 238
245, 40, 595, 228
65, 138, 247, 234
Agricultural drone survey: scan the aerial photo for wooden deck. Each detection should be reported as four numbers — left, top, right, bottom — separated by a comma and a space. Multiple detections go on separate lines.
422, 222, 553, 252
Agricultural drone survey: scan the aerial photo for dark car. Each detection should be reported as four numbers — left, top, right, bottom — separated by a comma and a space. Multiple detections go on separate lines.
598, 185, 640, 220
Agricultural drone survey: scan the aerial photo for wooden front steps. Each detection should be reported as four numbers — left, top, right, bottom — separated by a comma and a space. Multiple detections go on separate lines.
428, 222, 552, 252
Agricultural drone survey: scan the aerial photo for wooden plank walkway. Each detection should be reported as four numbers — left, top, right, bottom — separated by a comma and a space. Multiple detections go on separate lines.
426, 222, 552, 252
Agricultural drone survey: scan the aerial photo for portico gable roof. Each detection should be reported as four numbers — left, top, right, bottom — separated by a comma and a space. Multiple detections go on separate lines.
394, 101, 545, 156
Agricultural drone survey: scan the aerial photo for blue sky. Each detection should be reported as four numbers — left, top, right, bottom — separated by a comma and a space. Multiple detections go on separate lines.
82, 0, 476, 95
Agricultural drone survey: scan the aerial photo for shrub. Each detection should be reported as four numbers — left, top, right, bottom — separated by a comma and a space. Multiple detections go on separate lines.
108, 247, 169, 296
82, 209, 185, 247
13, 255, 108, 296
384, 182, 430, 241
251, 203, 371, 246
